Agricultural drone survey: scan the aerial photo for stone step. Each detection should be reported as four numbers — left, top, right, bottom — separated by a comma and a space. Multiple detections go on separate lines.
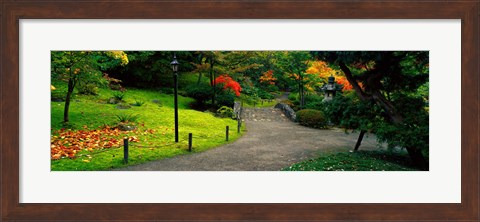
241, 107, 290, 122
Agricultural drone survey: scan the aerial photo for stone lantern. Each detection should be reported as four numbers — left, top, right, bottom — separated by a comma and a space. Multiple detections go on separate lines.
321, 75, 340, 101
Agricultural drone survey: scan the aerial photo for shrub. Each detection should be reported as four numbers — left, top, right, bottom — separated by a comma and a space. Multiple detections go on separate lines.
288, 92, 299, 101
104, 74, 124, 91
185, 84, 213, 105
304, 93, 324, 104
257, 90, 275, 100
112, 91, 126, 101
216, 91, 235, 108
265, 84, 279, 93
77, 83, 99, 95
132, 99, 145, 106
296, 109, 328, 129
216, 106, 234, 118
304, 94, 325, 110
115, 113, 139, 123
159, 87, 174, 95
178, 90, 188, 97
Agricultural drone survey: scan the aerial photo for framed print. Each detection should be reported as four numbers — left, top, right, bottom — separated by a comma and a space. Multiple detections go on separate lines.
1, 0, 478, 221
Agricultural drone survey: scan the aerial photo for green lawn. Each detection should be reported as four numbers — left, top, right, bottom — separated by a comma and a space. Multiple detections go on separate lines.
241, 99, 278, 108
51, 87, 244, 171
282, 150, 418, 171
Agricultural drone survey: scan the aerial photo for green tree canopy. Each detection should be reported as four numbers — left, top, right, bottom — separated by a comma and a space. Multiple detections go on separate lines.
51, 51, 129, 123
315, 51, 429, 170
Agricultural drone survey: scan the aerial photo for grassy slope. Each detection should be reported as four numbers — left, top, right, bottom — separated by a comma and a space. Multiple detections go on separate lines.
51, 87, 244, 171
282, 150, 418, 171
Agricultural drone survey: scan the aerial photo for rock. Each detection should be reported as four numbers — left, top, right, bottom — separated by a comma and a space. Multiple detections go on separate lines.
274, 103, 297, 122
118, 123, 136, 131
116, 104, 131, 109
51, 97, 64, 102
152, 99, 160, 104
108, 97, 118, 104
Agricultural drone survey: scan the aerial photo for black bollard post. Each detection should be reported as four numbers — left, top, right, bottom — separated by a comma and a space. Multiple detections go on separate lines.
237, 119, 241, 133
123, 138, 129, 164
226, 126, 229, 141
188, 133, 193, 152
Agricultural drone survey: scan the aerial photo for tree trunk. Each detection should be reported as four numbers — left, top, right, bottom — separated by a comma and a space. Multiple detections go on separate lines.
63, 78, 75, 123
371, 91, 403, 124
339, 61, 427, 169
354, 130, 366, 151
210, 61, 215, 106
298, 75, 304, 109
196, 71, 203, 85
300, 85, 305, 108
406, 147, 428, 170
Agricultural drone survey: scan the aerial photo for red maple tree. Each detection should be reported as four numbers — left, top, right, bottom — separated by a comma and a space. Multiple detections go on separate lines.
213, 74, 242, 96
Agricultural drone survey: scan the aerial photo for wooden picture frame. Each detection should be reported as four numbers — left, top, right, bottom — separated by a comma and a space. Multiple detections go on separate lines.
1, 1, 478, 221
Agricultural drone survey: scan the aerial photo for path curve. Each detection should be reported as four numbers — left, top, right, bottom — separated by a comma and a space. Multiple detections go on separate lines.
116, 106, 383, 171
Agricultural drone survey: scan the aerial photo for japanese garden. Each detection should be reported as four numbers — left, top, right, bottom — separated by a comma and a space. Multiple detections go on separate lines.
50, 51, 429, 171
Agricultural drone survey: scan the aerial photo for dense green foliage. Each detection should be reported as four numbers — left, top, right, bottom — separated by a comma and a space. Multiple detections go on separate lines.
296, 109, 328, 129
216, 106, 234, 118
51, 51, 129, 123
215, 89, 236, 108
323, 93, 378, 131
109, 51, 196, 88
314, 51, 429, 169
185, 83, 213, 105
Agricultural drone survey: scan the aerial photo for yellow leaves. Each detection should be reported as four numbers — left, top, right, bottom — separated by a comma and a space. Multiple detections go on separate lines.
306, 61, 336, 78
107, 51, 129, 66
50, 85, 56, 91
82, 159, 90, 163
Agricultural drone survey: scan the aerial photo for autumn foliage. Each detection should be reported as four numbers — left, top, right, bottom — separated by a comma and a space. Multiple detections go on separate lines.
306, 60, 355, 91
335, 78, 353, 91
259, 70, 277, 85
306, 61, 336, 78
213, 74, 242, 96
51, 126, 155, 160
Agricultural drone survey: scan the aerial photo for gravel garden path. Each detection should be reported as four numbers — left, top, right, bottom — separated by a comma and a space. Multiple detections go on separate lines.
117, 100, 384, 171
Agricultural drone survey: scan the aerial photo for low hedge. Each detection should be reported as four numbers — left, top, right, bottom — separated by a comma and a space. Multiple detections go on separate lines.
296, 109, 328, 129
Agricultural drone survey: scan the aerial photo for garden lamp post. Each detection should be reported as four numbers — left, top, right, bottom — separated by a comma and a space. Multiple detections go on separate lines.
171, 53, 179, 142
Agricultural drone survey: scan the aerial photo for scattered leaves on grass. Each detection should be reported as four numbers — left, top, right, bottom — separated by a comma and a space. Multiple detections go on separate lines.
51, 126, 155, 160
